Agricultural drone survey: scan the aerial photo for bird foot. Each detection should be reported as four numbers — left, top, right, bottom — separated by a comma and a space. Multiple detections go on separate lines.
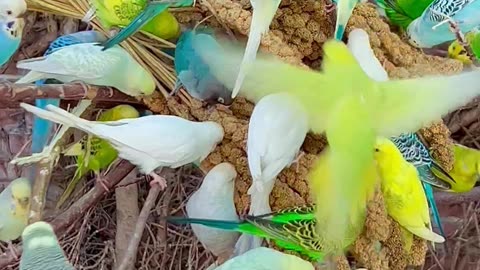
149, 172, 167, 190
290, 151, 305, 173
325, 2, 336, 14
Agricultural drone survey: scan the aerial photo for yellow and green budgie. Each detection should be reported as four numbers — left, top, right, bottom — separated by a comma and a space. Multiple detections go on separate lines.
432, 143, 480, 193
86, 0, 181, 40
0, 177, 31, 251
57, 104, 140, 208
189, 32, 480, 254
448, 26, 480, 65
374, 137, 445, 250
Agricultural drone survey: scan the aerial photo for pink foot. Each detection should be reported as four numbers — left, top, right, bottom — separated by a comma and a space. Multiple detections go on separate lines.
149, 172, 167, 190
325, 3, 336, 14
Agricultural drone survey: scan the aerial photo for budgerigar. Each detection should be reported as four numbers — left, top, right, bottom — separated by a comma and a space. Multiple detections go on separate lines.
230, 0, 281, 98
407, 0, 480, 48
20, 103, 224, 190
190, 33, 480, 253
0, 0, 26, 20
174, 30, 233, 105
20, 221, 74, 270
168, 205, 325, 261
334, 0, 360, 40
186, 163, 240, 259
15, 43, 155, 97
31, 30, 108, 155
0, 18, 24, 66
85, 0, 180, 42
216, 247, 314, 270
236, 92, 308, 254
390, 133, 453, 241
375, 137, 445, 249
432, 143, 480, 193
448, 26, 480, 64
57, 104, 140, 208
102, 0, 194, 50
375, 0, 434, 30
0, 177, 31, 253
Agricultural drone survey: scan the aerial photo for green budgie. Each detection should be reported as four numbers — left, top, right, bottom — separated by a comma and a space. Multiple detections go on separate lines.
57, 104, 140, 208
15, 43, 156, 97
375, 0, 434, 30
448, 26, 480, 64
20, 221, 74, 270
190, 33, 480, 254
169, 205, 355, 261
216, 247, 314, 270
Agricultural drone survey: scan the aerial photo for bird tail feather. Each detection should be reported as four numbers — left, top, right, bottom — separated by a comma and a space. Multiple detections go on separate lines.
408, 227, 445, 243
167, 217, 242, 231
15, 71, 45, 84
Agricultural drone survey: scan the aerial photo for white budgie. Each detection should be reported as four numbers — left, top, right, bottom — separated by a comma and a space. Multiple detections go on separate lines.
15, 43, 156, 96
20, 103, 224, 189
347, 29, 389, 82
20, 221, 74, 270
186, 162, 240, 260
0, 177, 31, 247
231, 0, 282, 98
0, 0, 27, 20
236, 92, 308, 253
216, 247, 314, 270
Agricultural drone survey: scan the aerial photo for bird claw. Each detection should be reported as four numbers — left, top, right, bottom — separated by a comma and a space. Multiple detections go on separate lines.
149, 172, 167, 190
325, 2, 336, 14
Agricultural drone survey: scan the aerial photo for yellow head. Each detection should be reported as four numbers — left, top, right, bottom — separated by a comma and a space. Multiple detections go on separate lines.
128, 61, 156, 96
99, 104, 140, 121
448, 40, 472, 64
11, 177, 31, 209
373, 137, 403, 168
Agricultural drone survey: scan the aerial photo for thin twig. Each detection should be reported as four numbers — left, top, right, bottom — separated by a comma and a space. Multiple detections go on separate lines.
117, 183, 162, 270
435, 187, 480, 205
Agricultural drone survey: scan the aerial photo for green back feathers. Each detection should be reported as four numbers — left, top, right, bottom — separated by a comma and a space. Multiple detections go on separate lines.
376, 0, 434, 30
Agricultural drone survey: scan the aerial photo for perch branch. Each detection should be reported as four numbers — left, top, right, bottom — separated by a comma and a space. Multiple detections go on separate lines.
0, 82, 141, 107
0, 160, 135, 268
435, 187, 480, 205
117, 183, 162, 270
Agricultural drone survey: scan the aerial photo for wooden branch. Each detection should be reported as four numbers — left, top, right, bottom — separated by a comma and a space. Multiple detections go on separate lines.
0, 160, 135, 268
435, 187, 480, 205
0, 82, 141, 107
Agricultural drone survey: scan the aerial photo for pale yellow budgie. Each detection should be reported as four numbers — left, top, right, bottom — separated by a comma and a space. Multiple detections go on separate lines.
374, 137, 445, 246
231, 0, 281, 98
216, 247, 314, 270
0, 177, 31, 250
189, 34, 480, 253
432, 143, 480, 193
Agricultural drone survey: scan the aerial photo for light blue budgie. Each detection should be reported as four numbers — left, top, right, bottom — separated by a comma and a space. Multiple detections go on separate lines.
0, 17, 24, 66
390, 132, 455, 243
334, 0, 361, 40
20, 221, 74, 270
231, 0, 281, 98
174, 30, 233, 106
31, 31, 107, 154
0, 0, 27, 20
102, 0, 194, 50
407, 0, 480, 48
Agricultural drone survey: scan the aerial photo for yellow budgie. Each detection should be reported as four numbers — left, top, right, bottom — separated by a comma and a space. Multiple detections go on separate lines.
86, 0, 181, 40
58, 104, 140, 208
0, 177, 32, 251
374, 137, 445, 247
432, 143, 480, 193
189, 34, 480, 254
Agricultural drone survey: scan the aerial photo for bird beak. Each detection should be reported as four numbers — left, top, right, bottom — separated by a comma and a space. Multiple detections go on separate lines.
18, 197, 29, 208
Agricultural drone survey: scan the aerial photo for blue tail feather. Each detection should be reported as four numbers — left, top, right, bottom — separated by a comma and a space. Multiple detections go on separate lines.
422, 182, 446, 238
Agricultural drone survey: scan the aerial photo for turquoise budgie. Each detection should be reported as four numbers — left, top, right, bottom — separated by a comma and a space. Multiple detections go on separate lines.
188, 33, 480, 254
216, 247, 314, 270
0, 0, 26, 20
390, 133, 453, 242
407, 0, 480, 48
20, 221, 74, 270
231, 0, 281, 98
236, 92, 308, 254
31, 31, 107, 155
174, 30, 233, 105
15, 43, 155, 96
20, 103, 224, 190
0, 18, 24, 66
102, 0, 194, 50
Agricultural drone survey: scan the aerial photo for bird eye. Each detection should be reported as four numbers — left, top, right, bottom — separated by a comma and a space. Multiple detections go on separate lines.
7, 10, 12, 15
374, 148, 380, 152
217, 97, 225, 104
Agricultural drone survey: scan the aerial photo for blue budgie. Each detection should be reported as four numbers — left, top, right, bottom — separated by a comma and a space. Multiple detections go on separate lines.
174, 30, 233, 105
0, 18, 24, 66
407, 0, 480, 48
390, 132, 455, 242
30, 30, 107, 154
0, 0, 27, 20
102, 0, 194, 50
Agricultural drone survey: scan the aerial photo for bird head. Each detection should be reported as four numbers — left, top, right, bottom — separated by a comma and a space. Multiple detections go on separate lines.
448, 40, 472, 64
373, 137, 401, 165
208, 162, 237, 183
128, 64, 156, 96
1, 17, 25, 39
11, 178, 31, 209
